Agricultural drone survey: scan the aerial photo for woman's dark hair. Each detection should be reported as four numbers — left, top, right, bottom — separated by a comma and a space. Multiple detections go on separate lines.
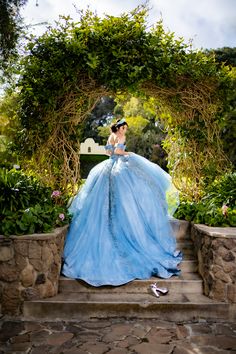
110, 119, 128, 133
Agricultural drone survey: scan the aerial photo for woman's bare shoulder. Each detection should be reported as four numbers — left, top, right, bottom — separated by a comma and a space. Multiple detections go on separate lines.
108, 133, 118, 144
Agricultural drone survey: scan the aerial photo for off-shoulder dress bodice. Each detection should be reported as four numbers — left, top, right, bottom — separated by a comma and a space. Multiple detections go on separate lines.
105, 143, 126, 155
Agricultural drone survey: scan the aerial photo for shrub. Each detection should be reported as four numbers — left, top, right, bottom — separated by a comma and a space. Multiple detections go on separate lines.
0, 169, 71, 236
174, 172, 236, 227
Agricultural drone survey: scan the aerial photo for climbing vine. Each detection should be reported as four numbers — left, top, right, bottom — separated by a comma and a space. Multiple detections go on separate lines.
14, 6, 232, 197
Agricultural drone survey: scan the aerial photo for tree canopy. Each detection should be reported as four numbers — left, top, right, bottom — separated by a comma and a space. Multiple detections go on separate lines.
0, 0, 28, 69
9, 6, 233, 198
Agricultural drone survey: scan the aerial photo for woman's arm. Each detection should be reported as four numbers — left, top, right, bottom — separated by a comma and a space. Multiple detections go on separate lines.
114, 148, 129, 155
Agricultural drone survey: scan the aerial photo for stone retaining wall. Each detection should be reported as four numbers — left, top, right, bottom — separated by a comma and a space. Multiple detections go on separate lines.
0, 226, 67, 315
191, 224, 236, 303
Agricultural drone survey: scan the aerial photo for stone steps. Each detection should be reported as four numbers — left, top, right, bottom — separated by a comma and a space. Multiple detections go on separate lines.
22, 220, 234, 322
23, 291, 234, 322
59, 273, 202, 294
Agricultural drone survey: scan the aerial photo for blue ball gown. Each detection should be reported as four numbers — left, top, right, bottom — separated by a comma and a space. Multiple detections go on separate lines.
62, 143, 182, 286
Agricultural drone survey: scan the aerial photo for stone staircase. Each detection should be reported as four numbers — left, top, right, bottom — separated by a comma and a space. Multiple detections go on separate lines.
23, 220, 234, 321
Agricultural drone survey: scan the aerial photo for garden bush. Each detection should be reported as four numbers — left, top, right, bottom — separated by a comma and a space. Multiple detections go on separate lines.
0, 169, 71, 236
174, 172, 236, 227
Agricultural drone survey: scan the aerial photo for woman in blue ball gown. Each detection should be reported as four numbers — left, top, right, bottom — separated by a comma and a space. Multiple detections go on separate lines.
62, 119, 182, 286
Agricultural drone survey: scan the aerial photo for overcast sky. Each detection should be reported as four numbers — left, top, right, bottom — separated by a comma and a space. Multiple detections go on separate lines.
19, 0, 236, 49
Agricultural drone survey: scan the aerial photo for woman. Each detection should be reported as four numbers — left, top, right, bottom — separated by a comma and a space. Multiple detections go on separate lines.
62, 118, 182, 287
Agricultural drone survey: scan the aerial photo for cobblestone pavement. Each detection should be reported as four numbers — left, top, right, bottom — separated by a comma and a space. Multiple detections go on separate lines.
1, 317, 236, 354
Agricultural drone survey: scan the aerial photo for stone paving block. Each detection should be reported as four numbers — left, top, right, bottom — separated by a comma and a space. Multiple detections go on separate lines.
0, 321, 24, 342
195, 346, 231, 354
107, 349, 128, 354
10, 333, 30, 343
215, 323, 236, 336
102, 324, 132, 342
131, 323, 151, 338
30, 329, 51, 345
173, 343, 194, 354
131, 342, 174, 354
191, 335, 236, 350
24, 321, 43, 332
188, 323, 213, 335
10, 341, 32, 352
30, 345, 55, 354
43, 321, 65, 331
62, 347, 87, 354
145, 327, 176, 344
117, 335, 140, 348
82, 320, 112, 329
46, 332, 74, 346
79, 341, 110, 354
176, 324, 190, 339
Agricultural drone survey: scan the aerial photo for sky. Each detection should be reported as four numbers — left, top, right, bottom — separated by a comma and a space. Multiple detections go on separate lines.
21, 0, 236, 50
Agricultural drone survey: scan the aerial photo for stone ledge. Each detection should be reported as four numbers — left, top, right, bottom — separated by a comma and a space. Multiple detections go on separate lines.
0, 226, 68, 315
0, 225, 68, 241
193, 224, 236, 239
191, 224, 236, 303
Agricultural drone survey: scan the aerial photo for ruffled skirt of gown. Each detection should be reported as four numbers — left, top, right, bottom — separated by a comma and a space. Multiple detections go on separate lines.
62, 153, 182, 286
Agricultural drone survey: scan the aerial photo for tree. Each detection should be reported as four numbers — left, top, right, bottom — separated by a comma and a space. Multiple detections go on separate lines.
79, 96, 116, 144
205, 48, 236, 169
0, 0, 28, 67
7, 7, 232, 197
206, 47, 236, 67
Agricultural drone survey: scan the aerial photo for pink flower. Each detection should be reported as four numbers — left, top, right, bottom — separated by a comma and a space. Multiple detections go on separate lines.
51, 190, 61, 198
59, 213, 65, 221
222, 204, 228, 216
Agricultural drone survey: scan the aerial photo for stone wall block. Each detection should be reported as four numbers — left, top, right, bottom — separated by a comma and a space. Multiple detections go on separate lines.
227, 284, 236, 303
0, 263, 19, 282
15, 253, 28, 271
21, 286, 40, 300
222, 251, 235, 262
224, 238, 236, 250
36, 278, 55, 298
29, 258, 43, 271
217, 246, 228, 258
192, 224, 236, 303
0, 226, 67, 315
20, 260, 36, 287
35, 273, 46, 285
214, 255, 224, 267
0, 246, 14, 262
223, 262, 235, 273
28, 241, 41, 259
42, 245, 54, 269
2, 282, 22, 315
214, 269, 231, 283
211, 239, 223, 250
50, 243, 58, 255
229, 269, 236, 282
210, 280, 227, 301
14, 241, 28, 256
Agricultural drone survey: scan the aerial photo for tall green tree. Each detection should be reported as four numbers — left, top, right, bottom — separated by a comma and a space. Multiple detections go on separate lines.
0, 0, 28, 77
206, 48, 236, 168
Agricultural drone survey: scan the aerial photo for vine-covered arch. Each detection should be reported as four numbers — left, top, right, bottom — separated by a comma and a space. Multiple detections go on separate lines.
16, 6, 231, 198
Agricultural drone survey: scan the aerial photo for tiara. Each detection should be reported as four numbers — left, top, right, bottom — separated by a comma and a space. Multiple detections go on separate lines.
116, 118, 126, 127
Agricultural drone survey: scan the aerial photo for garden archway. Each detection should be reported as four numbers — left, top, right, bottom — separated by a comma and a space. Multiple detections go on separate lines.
17, 6, 230, 198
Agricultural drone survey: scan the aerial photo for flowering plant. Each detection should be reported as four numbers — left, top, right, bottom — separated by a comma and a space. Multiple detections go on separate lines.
0, 169, 72, 236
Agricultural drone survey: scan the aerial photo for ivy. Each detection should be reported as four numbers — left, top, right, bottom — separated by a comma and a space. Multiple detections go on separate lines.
11, 6, 232, 197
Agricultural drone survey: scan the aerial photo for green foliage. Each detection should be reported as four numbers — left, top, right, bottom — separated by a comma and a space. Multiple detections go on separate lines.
80, 154, 108, 178
3, 6, 232, 197
174, 172, 236, 226
0, 0, 28, 75
0, 169, 71, 236
206, 47, 236, 68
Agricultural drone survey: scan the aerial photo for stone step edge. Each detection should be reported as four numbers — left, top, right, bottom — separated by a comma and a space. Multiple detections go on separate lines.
59, 277, 203, 283
23, 301, 234, 322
